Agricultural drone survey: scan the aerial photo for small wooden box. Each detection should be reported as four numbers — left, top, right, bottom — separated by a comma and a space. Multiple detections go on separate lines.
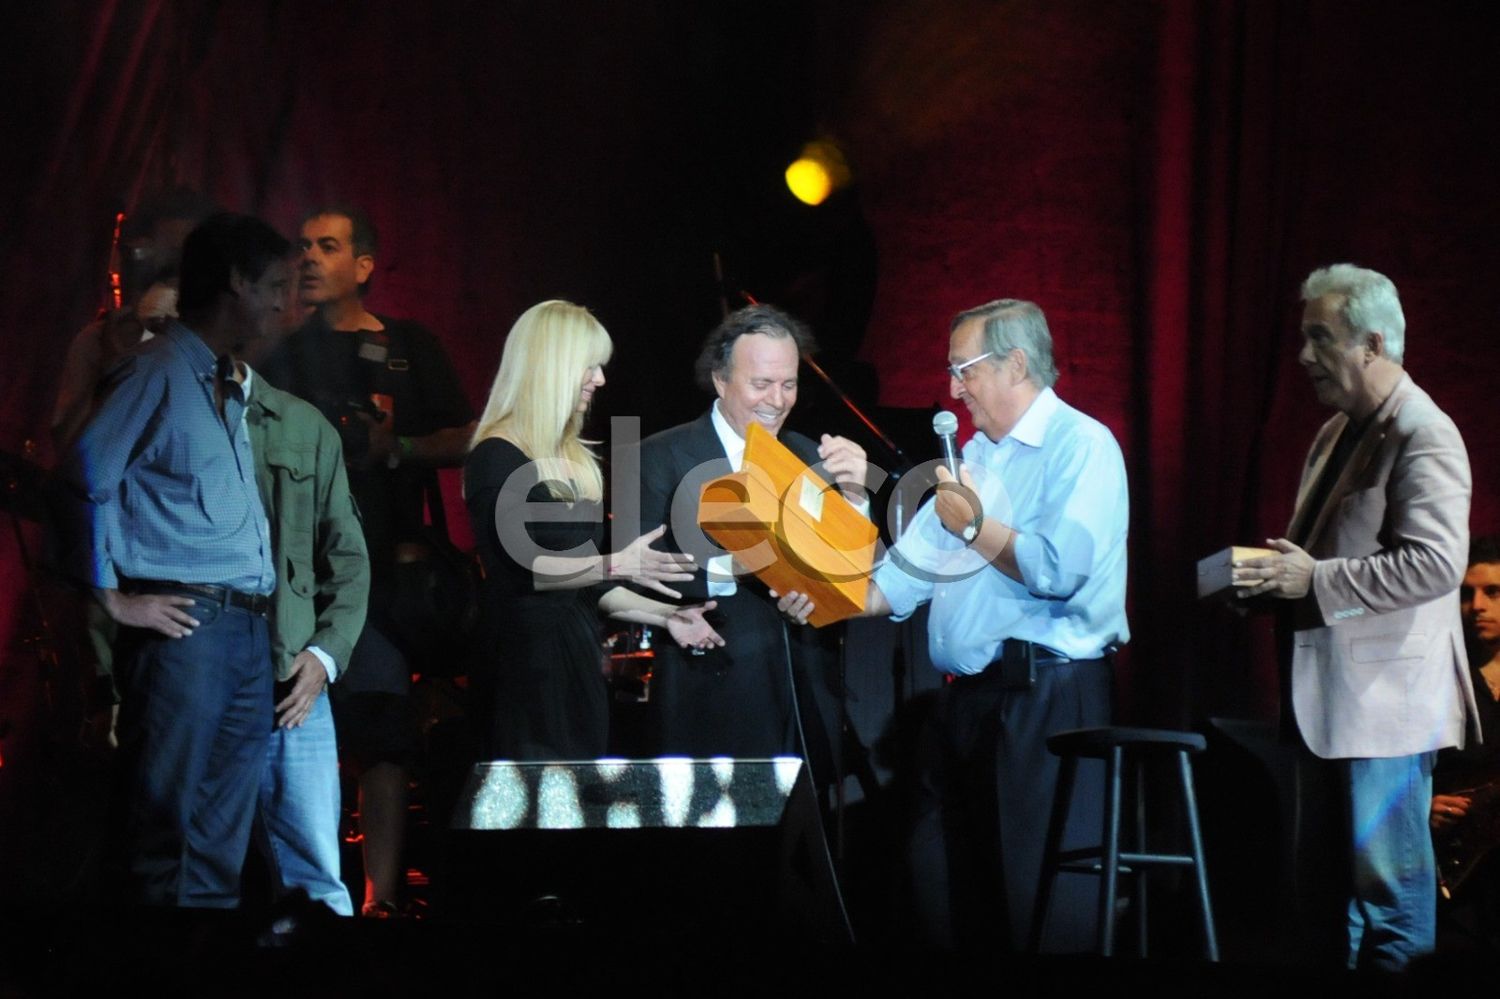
1196, 546, 1275, 599
698, 423, 879, 627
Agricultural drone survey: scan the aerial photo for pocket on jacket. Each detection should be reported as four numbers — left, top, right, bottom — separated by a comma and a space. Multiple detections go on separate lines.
284, 557, 316, 599
266, 445, 317, 535
1350, 631, 1426, 663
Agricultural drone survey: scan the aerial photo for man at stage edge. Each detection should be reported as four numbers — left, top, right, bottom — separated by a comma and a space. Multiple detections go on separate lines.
1432, 537, 1500, 832
1426, 536, 1500, 939
778, 297, 1129, 951
1233, 263, 1475, 971
66, 213, 288, 907
52, 188, 217, 750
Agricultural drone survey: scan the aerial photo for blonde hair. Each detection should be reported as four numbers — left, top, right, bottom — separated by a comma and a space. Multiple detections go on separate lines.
471, 300, 613, 501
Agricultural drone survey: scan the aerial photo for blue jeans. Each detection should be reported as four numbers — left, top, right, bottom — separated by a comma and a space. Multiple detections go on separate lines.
1343, 752, 1436, 971
256, 690, 353, 915
117, 599, 272, 907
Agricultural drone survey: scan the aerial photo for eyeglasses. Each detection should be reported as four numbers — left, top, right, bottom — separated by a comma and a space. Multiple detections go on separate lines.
947, 352, 995, 382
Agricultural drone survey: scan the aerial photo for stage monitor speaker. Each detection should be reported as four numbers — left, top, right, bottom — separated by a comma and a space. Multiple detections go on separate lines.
441, 757, 852, 944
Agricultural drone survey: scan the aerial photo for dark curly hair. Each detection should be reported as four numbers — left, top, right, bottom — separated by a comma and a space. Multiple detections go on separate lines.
693, 303, 817, 393
1472, 535, 1500, 568
177, 213, 290, 314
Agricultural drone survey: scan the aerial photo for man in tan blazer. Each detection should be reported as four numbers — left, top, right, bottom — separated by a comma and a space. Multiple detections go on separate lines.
1234, 263, 1476, 971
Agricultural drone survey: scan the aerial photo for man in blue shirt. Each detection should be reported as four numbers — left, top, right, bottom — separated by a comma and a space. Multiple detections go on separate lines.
779, 298, 1129, 950
67, 213, 290, 908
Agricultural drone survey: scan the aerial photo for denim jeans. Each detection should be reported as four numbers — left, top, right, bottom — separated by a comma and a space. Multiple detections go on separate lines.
1344, 752, 1436, 971
117, 599, 272, 907
257, 691, 353, 915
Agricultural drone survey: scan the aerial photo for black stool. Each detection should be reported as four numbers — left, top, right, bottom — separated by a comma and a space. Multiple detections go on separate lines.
1028, 726, 1219, 960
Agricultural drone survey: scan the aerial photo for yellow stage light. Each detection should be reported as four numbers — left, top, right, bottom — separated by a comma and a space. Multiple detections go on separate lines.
785, 140, 851, 206
785, 158, 833, 206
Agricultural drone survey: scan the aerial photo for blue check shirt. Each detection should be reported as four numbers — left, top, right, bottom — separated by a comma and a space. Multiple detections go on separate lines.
69, 322, 275, 594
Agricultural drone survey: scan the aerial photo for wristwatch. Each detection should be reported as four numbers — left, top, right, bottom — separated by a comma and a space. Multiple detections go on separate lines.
961, 512, 983, 543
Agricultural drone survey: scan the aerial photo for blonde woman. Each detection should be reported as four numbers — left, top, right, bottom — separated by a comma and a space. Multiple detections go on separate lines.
464, 300, 721, 759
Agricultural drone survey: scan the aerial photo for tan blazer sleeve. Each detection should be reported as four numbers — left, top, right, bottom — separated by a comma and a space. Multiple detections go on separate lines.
1309, 410, 1470, 627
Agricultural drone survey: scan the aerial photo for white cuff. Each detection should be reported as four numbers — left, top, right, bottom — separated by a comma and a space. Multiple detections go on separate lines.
307, 645, 338, 684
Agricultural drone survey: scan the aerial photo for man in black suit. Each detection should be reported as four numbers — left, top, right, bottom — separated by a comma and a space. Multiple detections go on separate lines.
636, 304, 867, 758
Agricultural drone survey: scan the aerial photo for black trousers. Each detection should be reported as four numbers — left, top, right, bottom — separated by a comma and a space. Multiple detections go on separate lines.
652, 589, 837, 763
908, 656, 1112, 951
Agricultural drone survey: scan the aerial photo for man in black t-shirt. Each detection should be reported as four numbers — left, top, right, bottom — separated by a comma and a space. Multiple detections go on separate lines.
261, 205, 474, 917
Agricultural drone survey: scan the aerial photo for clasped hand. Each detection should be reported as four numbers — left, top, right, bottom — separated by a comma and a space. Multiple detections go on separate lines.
1231, 538, 1315, 600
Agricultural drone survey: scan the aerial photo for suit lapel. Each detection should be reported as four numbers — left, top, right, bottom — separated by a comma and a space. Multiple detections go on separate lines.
685, 409, 729, 465
1287, 416, 1345, 545
667, 411, 732, 529
1296, 376, 1411, 551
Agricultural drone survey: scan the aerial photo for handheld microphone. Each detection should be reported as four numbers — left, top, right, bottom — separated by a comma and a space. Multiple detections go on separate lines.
932, 410, 960, 478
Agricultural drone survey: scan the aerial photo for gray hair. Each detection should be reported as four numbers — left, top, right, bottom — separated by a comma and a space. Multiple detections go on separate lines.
1300, 263, 1406, 364
949, 298, 1058, 389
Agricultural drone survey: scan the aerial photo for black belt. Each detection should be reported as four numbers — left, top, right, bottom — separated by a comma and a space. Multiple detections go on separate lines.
948, 640, 1110, 689
123, 580, 271, 617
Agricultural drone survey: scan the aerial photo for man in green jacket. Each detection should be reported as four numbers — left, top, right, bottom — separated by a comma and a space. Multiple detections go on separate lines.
244, 364, 369, 916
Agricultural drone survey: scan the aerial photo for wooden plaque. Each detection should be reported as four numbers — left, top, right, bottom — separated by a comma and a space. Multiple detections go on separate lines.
697, 423, 878, 627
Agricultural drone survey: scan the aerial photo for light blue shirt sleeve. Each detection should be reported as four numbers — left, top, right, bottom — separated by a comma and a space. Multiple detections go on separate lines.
1010, 430, 1128, 600
67, 325, 276, 594
873, 499, 946, 619
68, 357, 168, 588
869, 390, 1129, 674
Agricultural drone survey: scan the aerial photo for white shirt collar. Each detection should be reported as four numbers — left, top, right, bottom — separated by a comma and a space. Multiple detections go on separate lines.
1002, 385, 1058, 449
709, 400, 747, 471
